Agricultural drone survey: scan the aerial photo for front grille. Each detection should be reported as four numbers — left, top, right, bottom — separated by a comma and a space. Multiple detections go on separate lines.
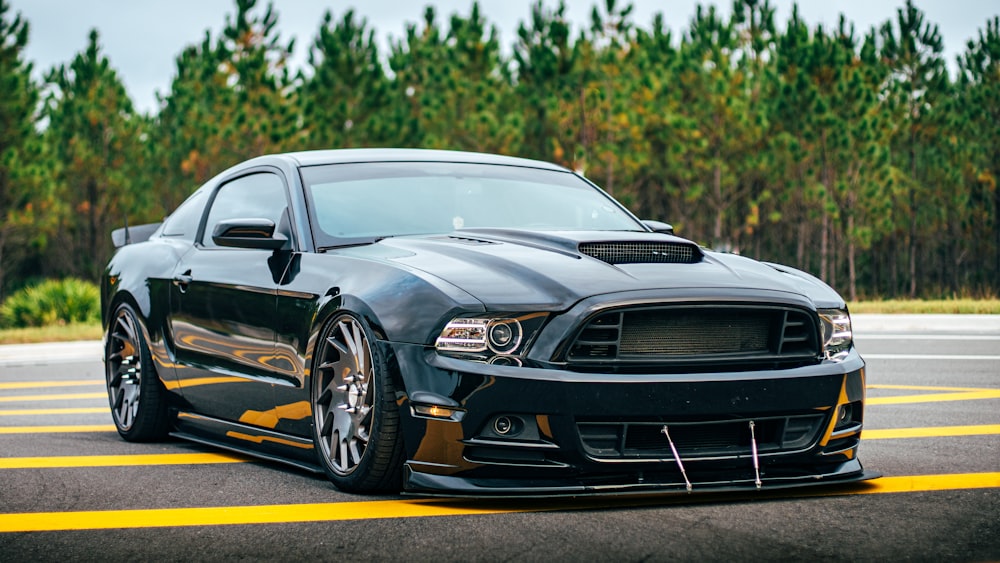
579, 242, 701, 264
578, 414, 826, 460
619, 310, 770, 355
567, 305, 821, 369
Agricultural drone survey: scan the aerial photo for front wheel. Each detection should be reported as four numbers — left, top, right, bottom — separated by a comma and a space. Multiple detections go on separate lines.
105, 302, 170, 441
312, 313, 405, 493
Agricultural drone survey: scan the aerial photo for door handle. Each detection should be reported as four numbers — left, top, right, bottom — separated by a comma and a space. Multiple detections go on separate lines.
173, 270, 193, 293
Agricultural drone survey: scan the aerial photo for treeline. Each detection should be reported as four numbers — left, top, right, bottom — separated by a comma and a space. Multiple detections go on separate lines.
1, 0, 998, 301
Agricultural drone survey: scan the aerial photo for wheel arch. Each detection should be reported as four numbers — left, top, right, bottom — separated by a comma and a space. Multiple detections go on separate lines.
305, 292, 403, 393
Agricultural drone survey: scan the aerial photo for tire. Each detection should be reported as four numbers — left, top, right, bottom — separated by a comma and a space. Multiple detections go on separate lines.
312, 313, 405, 493
105, 302, 170, 441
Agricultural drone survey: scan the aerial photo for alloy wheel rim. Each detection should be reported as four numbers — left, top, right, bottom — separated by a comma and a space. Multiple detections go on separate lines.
107, 309, 142, 431
314, 317, 374, 475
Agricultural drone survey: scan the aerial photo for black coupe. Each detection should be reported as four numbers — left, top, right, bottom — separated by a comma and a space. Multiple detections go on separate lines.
102, 149, 873, 496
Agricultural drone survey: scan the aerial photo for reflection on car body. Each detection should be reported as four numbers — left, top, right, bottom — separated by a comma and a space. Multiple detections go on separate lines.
101, 148, 876, 496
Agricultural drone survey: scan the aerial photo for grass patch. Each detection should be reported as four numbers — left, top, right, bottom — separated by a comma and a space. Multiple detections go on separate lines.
849, 299, 1000, 314
0, 322, 103, 344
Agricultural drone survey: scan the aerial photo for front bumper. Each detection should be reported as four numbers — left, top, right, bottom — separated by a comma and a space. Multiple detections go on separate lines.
385, 341, 872, 497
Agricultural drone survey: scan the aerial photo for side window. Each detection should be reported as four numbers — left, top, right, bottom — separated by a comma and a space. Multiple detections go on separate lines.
160, 190, 206, 240
202, 173, 288, 248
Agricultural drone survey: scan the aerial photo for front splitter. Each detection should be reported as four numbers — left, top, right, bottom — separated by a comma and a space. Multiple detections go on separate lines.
402, 460, 880, 499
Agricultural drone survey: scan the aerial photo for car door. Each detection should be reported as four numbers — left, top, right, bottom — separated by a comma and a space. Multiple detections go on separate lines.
168, 169, 292, 424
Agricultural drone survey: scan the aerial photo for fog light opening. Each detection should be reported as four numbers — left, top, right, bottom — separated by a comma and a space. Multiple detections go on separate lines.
490, 415, 525, 438
835, 403, 854, 429
494, 416, 513, 435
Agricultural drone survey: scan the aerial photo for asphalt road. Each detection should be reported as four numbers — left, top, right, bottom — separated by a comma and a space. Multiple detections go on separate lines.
0, 316, 997, 562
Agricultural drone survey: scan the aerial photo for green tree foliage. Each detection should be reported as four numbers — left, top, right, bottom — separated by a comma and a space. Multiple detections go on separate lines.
665, 2, 770, 248
769, 15, 891, 300
957, 16, 1000, 293
152, 0, 293, 211
43, 29, 147, 280
878, 0, 949, 297
153, 32, 233, 210
298, 9, 391, 148
513, 1, 577, 163
2, 0, 998, 299
387, 3, 521, 153
217, 0, 294, 155
0, 0, 40, 298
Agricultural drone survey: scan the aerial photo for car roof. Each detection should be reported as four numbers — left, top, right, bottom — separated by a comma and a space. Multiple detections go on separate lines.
274, 148, 571, 172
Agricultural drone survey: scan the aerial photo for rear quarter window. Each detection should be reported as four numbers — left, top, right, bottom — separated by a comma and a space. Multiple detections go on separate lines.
161, 190, 207, 240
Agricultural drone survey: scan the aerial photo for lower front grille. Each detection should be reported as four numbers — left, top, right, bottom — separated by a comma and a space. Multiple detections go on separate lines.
578, 414, 827, 460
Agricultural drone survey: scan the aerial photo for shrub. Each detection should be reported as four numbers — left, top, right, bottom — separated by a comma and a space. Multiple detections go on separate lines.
0, 278, 100, 328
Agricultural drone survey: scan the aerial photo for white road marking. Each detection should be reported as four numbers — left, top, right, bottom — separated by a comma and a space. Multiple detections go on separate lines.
863, 354, 1000, 361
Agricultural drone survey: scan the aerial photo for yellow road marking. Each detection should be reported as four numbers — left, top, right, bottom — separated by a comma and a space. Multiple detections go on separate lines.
0, 407, 107, 416
0, 380, 101, 390
839, 472, 1000, 495
0, 453, 248, 469
867, 390, 1000, 405
866, 383, 1000, 405
0, 392, 105, 403
0, 425, 115, 434
868, 384, 994, 392
864, 425, 1000, 439
0, 472, 995, 533
0, 499, 523, 533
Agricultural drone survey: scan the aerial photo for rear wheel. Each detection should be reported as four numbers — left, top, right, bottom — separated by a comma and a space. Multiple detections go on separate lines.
312, 313, 404, 492
105, 302, 170, 441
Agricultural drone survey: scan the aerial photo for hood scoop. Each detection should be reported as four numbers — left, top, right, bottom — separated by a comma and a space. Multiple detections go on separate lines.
433, 235, 498, 246
579, 241, 703, 265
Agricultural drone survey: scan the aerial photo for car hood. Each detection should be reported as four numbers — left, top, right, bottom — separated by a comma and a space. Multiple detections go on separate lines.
340, 229, 844, 311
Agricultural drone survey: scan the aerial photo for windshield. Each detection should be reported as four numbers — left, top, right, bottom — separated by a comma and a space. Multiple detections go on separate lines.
301, 161, 643, 246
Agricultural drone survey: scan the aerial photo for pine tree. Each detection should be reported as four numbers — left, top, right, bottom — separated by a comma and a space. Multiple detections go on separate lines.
513, 0, 576, 163
153, 31, 233, 210
0, 0, 40, 296
217, 0, 294, 156
43, 29, 146, 280
958, 16, 1000, 294
879, 0, 948, 297
630, 12, 681, 225
387, 3, 519, 153
152, 0, 293, 212
298, 9, 390, 149
667, 4, 768, 249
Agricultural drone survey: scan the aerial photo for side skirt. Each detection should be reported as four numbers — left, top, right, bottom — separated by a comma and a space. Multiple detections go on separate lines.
171, 410, 323, 474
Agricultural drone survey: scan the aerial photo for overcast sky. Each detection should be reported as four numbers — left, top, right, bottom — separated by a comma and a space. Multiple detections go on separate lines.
8, 0, 999, 115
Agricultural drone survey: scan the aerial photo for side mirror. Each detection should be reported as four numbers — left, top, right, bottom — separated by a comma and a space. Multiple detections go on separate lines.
642, 220, 675, 235
212, 218, 288, 250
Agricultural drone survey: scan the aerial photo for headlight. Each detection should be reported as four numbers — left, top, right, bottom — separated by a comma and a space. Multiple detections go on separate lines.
435, 312, 547, 361
818, 308, 853, 360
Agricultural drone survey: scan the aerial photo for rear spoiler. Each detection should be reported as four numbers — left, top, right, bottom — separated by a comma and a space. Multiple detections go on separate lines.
111, 223, 162, 248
